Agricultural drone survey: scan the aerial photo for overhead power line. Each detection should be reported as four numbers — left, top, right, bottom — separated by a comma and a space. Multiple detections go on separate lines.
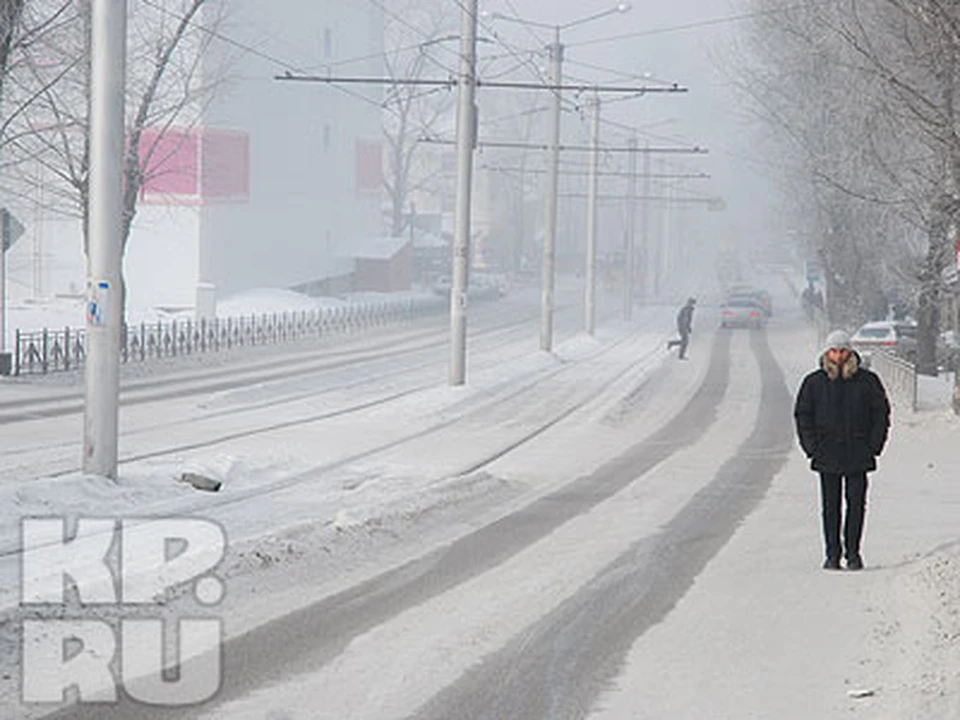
480, 165, 710, 179
559, 193, 724, 206
274, 72, 687, 95
419, 137, 708, 154
566, 3, 823, 47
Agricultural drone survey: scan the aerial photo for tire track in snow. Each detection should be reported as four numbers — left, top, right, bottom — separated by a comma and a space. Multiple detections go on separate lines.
38, 330, 731, 720
411, 327, 793, 720
0, 307, 551, 462
0, 308, 538, 424
0, 316, 650, 563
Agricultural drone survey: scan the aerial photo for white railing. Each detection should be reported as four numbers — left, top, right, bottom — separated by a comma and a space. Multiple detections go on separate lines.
868, 348, 917, 412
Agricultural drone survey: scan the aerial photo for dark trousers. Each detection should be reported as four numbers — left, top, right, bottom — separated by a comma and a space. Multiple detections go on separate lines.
819, 472, 868, 561
667, 331, 690, 358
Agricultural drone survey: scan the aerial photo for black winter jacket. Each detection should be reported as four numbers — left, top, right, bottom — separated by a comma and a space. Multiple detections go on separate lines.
676, 304, 694, 335
794, 355, 891, 474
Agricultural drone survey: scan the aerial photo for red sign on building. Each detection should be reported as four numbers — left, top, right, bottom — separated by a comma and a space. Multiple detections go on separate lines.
138, 127, 249, 205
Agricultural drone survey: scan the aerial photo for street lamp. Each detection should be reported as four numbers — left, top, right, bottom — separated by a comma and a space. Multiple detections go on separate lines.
420, 34, 494, 49
484, 3, 632, 351
481, 4, 631, 32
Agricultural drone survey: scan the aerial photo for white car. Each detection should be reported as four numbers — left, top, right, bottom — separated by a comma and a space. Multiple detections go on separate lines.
851, 320, 918, 362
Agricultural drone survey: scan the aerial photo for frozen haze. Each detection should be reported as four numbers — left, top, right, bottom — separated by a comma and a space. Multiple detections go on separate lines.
1, 1, 959, 719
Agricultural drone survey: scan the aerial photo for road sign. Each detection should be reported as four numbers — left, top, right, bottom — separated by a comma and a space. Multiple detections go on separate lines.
1, 208, 25, 252
1, 208, 25, 357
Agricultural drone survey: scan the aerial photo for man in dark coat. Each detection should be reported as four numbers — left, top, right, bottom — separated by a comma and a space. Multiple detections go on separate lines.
666, 297, 696, 360
794, 330, 891, 570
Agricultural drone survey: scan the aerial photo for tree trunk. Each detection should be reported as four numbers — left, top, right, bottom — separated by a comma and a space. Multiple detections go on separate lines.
0, 0, 26, 105
916, 208, 948, 376
391, 186, 405, 237
916, 278, 940, 376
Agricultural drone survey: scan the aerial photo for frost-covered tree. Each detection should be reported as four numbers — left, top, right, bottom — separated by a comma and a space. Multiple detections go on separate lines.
381, 0, 456, 237
0, 0, 224, 317
731, 0, 960, 373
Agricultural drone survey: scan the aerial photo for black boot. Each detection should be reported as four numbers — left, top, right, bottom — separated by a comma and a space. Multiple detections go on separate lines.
846, 554, 864, 571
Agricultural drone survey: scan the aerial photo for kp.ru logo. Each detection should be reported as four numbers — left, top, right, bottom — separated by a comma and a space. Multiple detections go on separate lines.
20, 517, 225, 705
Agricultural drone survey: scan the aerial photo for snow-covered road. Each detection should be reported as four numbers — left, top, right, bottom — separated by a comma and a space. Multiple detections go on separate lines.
1, 280, 958, 720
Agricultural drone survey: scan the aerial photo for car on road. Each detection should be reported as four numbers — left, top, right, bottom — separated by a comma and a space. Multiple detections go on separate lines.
724, 284, 772, 317
720, 296, 767, 328
851, 320, 918, 362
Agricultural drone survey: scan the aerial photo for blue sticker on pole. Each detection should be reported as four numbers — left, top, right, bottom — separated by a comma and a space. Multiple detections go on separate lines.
87, 279, 110, 327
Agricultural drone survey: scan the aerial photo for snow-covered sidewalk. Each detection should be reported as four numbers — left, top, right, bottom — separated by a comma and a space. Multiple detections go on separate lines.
589, 320, 960, 720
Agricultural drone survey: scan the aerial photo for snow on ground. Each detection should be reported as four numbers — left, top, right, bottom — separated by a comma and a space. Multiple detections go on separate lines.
0, 312, 669, 615
0, 275, 958, 719
2, 285, 440, 350
918, 369, 958, 410
215, 287, 440, 317
198, 331, 761, 720
588, 315, 960, 720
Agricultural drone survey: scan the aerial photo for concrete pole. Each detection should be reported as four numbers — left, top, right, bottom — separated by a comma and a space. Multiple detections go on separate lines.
83, 0, 126, 479
653, 157, 665, 298
639, 140, 650, 303
664, 168, 674, 298
585, 91, 600, 336
448, 0, 478, 385
540, 26, 563, 352
624, 134, 637, 320
516, 163, 525, 274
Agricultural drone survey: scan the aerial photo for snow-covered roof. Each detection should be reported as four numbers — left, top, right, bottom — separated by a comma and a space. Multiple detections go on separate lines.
338, 236, 410, 261
308, 255, 357, 280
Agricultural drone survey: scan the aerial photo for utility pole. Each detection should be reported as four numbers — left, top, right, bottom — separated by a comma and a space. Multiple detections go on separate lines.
83, 0, 126, 479
639, 139, 650, 303
541, 27, 563, 352
585, 90, 600, 336
515, 163, 525, 274
449, 0, 478, 385
663, 163, 674, 298
624, 133, 637, 320
652, 157, 665, 298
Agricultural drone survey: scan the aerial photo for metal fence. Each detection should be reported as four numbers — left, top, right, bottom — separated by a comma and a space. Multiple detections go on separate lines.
12, 295, 457, 376
869, 348, 917, 412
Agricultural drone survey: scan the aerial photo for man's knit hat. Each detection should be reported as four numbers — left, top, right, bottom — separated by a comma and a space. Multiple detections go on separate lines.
823, 329, 853, 351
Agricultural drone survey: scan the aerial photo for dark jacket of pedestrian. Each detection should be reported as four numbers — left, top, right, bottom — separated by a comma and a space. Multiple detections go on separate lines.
676, 299, 695, 336
794, 335, 890, 474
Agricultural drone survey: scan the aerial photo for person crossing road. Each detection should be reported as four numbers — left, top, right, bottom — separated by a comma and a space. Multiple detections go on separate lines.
667, 298, 696, 360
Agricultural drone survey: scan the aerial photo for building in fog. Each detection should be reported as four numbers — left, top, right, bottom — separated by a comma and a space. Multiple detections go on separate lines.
4, 0, 386, 315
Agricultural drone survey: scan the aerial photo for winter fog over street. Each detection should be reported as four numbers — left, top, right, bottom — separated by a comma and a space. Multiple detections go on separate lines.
1, 1, 960, 719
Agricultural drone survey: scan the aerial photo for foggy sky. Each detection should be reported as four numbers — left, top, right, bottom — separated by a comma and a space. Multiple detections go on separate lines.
478, 0, 777, 266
